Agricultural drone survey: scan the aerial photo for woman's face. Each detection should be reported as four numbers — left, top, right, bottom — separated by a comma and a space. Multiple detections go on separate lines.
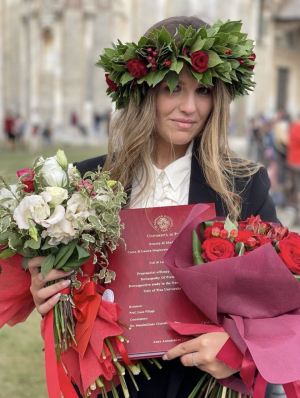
155, 66, 213, 148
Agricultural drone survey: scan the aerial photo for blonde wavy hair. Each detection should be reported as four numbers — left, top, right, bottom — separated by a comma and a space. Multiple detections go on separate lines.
103, 16, 260, 220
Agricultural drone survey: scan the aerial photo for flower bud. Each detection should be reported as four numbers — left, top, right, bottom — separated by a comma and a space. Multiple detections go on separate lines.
230, 229, 238, 238
246, 237, 256, 247
220, 229, 229, 239
211, 227, 220, 237
56, 150, 68, 171
29, 225, 38, 242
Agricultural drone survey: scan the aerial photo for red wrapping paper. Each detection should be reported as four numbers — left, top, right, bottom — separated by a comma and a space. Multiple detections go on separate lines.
164, 204, 300, 385
0, 253, 35, 327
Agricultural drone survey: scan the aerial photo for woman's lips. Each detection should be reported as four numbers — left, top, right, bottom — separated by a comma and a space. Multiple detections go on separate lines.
171, 119, 195, 129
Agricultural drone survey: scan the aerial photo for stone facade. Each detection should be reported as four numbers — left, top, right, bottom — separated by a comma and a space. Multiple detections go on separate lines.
0, 0, 299, 140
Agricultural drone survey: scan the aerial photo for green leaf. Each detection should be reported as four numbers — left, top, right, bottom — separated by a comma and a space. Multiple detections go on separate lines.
41, 237, 58, 251
22, 257, 31, 271
170, 60, 184, 74
192, 230, 204, 265
206, 50, 224, 68
189, 68, 203, 82
198, 26, 208, 39
82, 234, 96, 243
105, 269, 116, 284
178, 24, 187, 39
201, 69, 213, 85
112, 62, 126, 72
221, 22, 242, 33
224, 215, 237, 234
167, 71, 179, 94
144, 70, 155, 86
0, 247, 16, 259
178, 55, 192, 65
138, 37, 148, 47
55, 239, 78, 269
120, 71, 135, 85
24, 237, 41, 250
41, 254, 56, 278
9, 233, 24, 251
214, 33, 229, 45
88, 215, 102, 229
203, 38, 215, 50
152, 70, 168, 87
76, 245, 90, 260
294, 275, 300, 283
235, 242, 244, 256
158, 26, 171, 45
190, 37, 206, 53
0, 230, 10, 244
123, 46, 136, 62
104, 48, 116, 58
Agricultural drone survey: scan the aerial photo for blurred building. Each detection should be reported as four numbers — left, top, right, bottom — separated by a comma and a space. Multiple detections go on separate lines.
0, 0, 299, 140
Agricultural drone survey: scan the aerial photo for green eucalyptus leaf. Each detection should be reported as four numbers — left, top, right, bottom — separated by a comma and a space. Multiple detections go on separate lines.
201, 69, 212, 85
224, 216, 237, 234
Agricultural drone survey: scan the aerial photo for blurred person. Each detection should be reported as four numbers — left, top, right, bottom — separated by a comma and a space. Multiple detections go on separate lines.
13, 113, 26, 147
273, 110, 290, 187
28, 108, 42, 153
4, 110, 16, 149
286, 114, 300, 224
42, 123, 53, 147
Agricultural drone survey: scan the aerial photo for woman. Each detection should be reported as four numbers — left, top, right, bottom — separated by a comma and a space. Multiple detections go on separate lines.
28, 16, 279, 398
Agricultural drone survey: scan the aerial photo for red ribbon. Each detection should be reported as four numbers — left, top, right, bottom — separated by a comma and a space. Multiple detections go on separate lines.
72, 281, 98, 323
253, 373, 268, 398
115, 337, 135, 366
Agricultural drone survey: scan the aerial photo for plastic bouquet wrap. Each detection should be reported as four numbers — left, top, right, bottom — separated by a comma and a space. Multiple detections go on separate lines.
164, 204, 300, 398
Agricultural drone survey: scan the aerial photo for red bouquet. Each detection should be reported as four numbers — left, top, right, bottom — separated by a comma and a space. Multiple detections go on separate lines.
164, 204, 300, 398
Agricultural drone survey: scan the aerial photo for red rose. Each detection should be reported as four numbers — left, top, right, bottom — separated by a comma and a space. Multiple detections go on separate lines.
105, 74, 118, 91
278, 237, 300, 275
202, 237, 235, 262
16, 168, 35, 193
126, 58, 148, 79
190, 50, 209, 73
234, 230, 258, 245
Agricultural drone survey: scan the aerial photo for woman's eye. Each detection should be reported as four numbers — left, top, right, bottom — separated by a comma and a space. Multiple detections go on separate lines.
196, 86, 211, 95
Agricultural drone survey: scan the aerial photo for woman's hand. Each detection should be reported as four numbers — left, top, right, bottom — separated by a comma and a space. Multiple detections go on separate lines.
28, 257, 73, 316
162, 332, 237, 379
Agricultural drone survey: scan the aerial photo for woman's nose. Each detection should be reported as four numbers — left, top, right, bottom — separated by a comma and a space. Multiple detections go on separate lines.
178, 91, 196, 114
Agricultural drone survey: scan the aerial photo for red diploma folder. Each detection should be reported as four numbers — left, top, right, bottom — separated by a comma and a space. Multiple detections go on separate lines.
108, 204, 214, 358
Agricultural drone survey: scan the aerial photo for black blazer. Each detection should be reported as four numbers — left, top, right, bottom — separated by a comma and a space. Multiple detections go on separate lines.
75, 153, 279, 398
75, 152, 279, 223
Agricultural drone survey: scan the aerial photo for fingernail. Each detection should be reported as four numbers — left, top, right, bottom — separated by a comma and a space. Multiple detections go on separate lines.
62, 280, 71, 287
54, 293, 61, 300
162, 354, 168, 360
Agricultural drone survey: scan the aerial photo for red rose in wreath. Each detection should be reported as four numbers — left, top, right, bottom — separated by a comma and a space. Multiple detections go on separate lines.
126, 59, 148, 79
105, 74, 118, 91
190, 50, 209, 73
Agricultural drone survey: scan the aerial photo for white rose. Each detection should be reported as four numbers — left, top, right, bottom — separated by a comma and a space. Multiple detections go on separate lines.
13, 195, 51, 229
39, 205, 65, 228
40, 157, 68, 187
0, 185, 18, 211
67, 163, 81, 181
44, 187, 68, 206
65, 193, 89, 227
41, 218, 77, 245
